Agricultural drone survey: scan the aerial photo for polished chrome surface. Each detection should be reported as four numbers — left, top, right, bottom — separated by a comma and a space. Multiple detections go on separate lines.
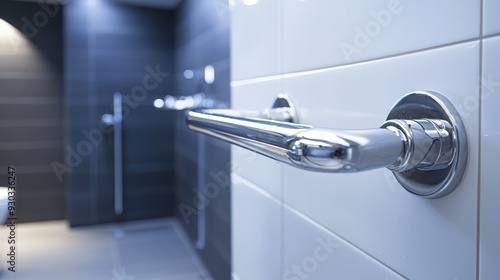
113, 93, 123, 215
266, 94, 298, 123
154, 93, 217, 111
382, 118, 454, 172
188, 109, 404, 172
385, 91, 468, 198
187, 92, 467, 198
100, 114, 115, 127
100, 92, 124, 214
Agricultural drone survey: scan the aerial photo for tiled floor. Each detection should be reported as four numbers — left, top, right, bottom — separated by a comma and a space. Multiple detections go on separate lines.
0, 218, 212, 280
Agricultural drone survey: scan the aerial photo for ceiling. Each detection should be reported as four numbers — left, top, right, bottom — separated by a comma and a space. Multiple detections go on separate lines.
112, 0, 183, 9
11, 0, 183, 10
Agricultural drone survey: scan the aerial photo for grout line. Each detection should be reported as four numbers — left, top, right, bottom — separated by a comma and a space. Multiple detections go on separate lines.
0, 164, 54, 174
230, 74, 283, 87
279, 0, 286, 278
0, 96, 60, 104
282, 202, 409, 280
0, 140, 63, 150
231, 173, 282, 205
235, 172, 409, 278
231, 38, 481, 85
482, 32, 500, 40
283, 38, 481, 79
476, 1, 484, 279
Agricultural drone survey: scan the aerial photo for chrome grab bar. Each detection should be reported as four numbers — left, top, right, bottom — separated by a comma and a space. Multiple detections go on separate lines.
187, 92, 468, 198
187, 110, 451, 173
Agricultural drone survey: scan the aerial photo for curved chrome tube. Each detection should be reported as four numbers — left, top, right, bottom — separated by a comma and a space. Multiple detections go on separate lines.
186, 92, 468, 198
187, 109, 454, 173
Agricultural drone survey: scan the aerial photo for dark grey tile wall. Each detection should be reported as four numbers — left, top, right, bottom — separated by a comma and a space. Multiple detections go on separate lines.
174, 1, 231, 279
64, 1, 177, 226
0, 1, 64, 222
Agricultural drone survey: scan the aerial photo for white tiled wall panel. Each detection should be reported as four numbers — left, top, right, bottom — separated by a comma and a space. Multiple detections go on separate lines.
231, 175, 281, 280
283, 206, 405, 279
283, 42, 480, 279
484, 0, 500, 36
283, 0, 480, 73
230, 0, 282, 81
480, 36, 500, 279
230, 1, 494, 279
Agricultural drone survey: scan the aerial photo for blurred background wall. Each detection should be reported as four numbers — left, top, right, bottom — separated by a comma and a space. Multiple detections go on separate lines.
0, 0, 230, 278
173, 0, 231, 279
0, 0, 64, 222
64, 0, 176, 226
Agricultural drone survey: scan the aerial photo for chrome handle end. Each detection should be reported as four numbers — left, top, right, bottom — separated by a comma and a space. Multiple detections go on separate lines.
382, 118, 455, 172
384, 91, 468, 198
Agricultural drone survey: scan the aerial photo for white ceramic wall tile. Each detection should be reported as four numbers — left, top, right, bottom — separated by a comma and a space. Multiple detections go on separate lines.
484, 0, 500, 36
231, 80, 283, 198
230, 0, 281, 81
283, 0, 480, 73
231, 175, 281, 280
283, 205, 405, 280
232, 145, 283, 198
283, 42, 480, 279
480, 36, 500, 279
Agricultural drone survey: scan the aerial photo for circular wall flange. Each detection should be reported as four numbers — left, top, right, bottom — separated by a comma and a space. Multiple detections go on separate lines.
270, 94, 299, 123
386, 91, 468, 198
